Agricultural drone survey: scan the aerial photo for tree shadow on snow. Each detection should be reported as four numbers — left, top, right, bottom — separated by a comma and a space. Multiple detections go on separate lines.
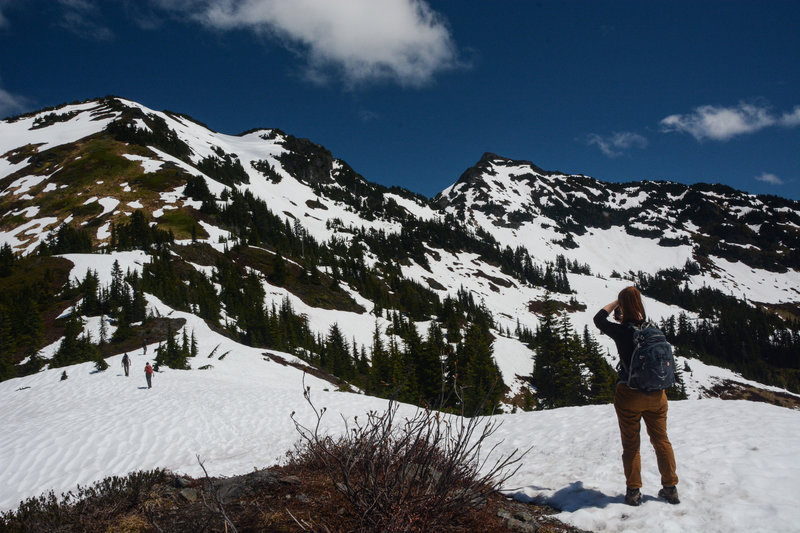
512, 481, 645, 511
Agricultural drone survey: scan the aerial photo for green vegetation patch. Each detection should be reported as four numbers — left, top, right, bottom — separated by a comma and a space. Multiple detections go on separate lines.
173, 242, 226, 267
1, 213, 27, 228
156, 208, 207, 240
49, 136, 142, 188
0, 256, 73, 297
131, 164, 186, 192
2, 143, 44, 164
233, 246, 365, 313
72, 200, 104, 218
38, 193, 91, 219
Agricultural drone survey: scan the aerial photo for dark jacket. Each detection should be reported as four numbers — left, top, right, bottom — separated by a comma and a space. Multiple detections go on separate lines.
593, 309, 643, 378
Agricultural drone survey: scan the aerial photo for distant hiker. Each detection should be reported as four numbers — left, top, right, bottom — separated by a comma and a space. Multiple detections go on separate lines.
594, 286, 680, 506
142, 339, 148, 355
144, 362, 153, 389
121, 353, 131, 377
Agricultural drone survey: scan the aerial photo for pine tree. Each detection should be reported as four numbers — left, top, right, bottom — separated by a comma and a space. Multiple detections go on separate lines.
155, 322, 190, 370
531, 295, 560, 408
0, 243, 15, 277
368, 322, 391, 394
323, 323, 353, 380
417, 322, 445, 406
99, 314, 108, 346
270, 253, 287, 286
80, 270, 101, 316
112, 310, 134, 343
457, 322, 503, 415
110, 260, 124, 310
52, 309, 101, 368
190, 330, 198, 358
582, 326, 616, 404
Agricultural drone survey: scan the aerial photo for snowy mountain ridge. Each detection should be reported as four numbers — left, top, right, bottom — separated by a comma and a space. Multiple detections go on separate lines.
1, 95, 799, 395
437, 152, 800, 280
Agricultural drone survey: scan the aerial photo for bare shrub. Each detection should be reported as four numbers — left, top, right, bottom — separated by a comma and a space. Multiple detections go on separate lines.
0, 469, 166, 532
290, 379, 530, 532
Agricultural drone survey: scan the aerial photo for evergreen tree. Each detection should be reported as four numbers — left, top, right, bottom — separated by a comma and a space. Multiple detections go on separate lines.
457, 321, 503, 415
269, 252, 287, 286
190, 330, 198, 358
582, 326, 616, 404
531, 295, 561, 409
98, 314, 108, 346
0, 243, 15, 277
111, 310, 134, 343
417, 321, 445, 406
322, 323, 353, 380
368, 322, 391, 394
80, 270, 101, 316
51, 310, 101, 368
0, 307, 15, 381
155, 322, 190, 370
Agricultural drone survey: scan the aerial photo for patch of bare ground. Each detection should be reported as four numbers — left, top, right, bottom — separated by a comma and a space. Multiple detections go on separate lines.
754, 301, 800, 322
100, 317, 187, 358
702, 379, 800, 410
0, 466, 587, 532
263, 351, 343, 389
476, 270, 517, 289
528, 299, 586, 314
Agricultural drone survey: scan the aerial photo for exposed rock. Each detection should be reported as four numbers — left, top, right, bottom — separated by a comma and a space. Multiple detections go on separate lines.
174, 477, 192, 488
179, 488, 198, 502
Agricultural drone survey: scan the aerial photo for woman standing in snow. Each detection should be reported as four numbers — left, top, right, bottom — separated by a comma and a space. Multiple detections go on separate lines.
594, 286, 679, 506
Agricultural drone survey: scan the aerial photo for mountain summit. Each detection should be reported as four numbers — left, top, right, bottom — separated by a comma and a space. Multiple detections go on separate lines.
437, 151, 800, 276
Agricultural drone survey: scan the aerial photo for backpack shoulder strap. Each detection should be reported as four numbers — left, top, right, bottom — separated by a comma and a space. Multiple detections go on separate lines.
621, 321, 648, 382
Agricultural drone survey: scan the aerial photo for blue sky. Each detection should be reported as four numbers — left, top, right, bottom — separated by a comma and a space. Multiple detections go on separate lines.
1, 0, 798, 199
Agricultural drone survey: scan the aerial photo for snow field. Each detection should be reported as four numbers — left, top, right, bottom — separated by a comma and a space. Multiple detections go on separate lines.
3, 350, 799, 533
495, 399, 800, 533
0, 253, 798, 532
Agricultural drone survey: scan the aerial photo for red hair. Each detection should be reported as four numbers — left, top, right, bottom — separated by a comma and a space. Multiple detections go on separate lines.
618, 286, 646, 324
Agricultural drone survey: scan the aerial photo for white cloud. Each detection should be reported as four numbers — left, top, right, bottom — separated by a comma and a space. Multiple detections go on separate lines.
152, 0, 459, 87
586, 131, 648, 158
0, 79, 28, 118
755, 172, 784, 186
0, 0, 14, 29
58, 0, 114, 41
660, 102, 800, 141
780, 106, 800, 127
358, 109, 380, 123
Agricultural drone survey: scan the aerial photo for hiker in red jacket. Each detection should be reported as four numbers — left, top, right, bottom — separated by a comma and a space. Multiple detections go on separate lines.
144, 362, 153, 389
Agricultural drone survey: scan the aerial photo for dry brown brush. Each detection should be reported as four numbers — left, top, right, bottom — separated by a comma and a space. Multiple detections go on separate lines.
289, 379, 530, 532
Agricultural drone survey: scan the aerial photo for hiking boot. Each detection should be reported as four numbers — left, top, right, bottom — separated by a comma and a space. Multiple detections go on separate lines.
625, 488, 641, 506
658, 485, 680, 504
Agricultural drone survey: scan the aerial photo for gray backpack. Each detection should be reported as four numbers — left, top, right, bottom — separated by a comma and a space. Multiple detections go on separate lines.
621, 323, 676, 391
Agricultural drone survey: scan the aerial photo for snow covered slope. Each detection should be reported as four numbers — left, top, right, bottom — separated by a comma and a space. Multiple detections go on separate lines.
2, 336, 799, 533
0, 97, 434, 254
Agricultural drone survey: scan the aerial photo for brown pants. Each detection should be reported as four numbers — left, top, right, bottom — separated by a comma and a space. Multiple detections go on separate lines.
614, 383, 678, 489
